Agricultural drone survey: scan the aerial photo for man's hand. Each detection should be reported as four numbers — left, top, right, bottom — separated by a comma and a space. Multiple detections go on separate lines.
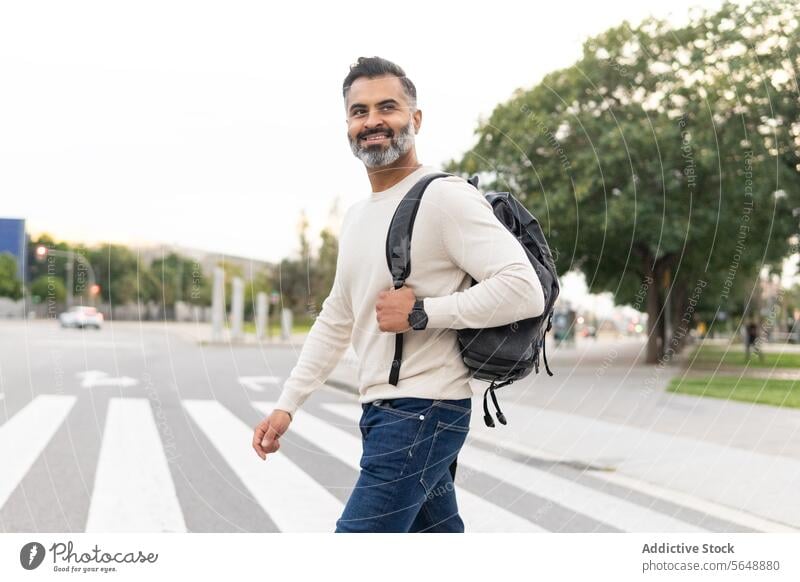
375, 285, 416, 333
252, 409, 292, 461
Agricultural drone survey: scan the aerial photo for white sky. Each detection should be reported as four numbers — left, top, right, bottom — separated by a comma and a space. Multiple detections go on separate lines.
1, 0, 727, 270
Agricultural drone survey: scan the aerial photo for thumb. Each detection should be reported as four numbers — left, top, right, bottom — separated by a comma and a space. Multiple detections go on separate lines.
261, 424, 277, 447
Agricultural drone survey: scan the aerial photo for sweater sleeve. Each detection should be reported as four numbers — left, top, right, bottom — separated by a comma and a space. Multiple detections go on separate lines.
423, 177, 546, 330
274, 249, 354, 417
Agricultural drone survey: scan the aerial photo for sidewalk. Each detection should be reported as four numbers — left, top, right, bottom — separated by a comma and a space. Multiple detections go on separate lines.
168, 321, 309, 348
683, 367, 800, 380
326, 337, 800, 529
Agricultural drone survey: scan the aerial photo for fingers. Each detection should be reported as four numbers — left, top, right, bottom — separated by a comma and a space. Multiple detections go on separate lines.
261, 423, 282, 451
253, 420, 280, 460
263, 438, 280, 455
252, 422, 266, 459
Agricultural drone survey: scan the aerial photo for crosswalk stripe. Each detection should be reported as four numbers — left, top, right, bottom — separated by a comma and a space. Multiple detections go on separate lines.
183, 399, 342, 532
457, 441, 706, 533
589, 470, 798, 533
253, 402, 545, 532
484, 399, 800, 528
324, 403, 708, 533
85, 398, 186, 532
238, 376, 282, 392
465, 418, 792, 532
460, 403, 798, 532
0, 395, 76, 510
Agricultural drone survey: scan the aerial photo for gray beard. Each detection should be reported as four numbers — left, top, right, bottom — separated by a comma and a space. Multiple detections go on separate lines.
349, 119, 415, 168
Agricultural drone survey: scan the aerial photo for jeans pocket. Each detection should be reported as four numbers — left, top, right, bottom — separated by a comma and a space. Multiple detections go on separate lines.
419, 421, 470, 496
372, 398, 432, 420
361, 403, 427, 479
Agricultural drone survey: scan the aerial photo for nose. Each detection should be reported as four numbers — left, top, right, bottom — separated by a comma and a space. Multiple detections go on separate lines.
364, 107, 385, 130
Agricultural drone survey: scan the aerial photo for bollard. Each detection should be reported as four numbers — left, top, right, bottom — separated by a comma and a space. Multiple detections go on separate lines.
255, 292, 268, 340
230, 277, 244, 341
281, 308, 293, 341
211, 267, 225, 342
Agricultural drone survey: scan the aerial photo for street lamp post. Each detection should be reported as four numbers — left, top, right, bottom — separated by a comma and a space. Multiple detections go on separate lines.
36, 246, 98, 307
66, 258, 73, 308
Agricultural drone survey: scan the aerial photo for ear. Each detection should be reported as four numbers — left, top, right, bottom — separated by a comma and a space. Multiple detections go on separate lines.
413, 109, 422, 134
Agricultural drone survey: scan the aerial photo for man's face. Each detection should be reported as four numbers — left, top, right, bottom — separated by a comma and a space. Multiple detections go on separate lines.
345, 74, 421, 168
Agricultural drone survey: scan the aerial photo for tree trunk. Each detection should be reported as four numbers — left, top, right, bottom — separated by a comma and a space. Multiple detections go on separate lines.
668, 282, 690, 355
644, 259, 663, 364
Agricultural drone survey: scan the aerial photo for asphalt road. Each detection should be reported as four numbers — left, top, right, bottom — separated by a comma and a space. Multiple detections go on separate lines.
0, 320, 770, 533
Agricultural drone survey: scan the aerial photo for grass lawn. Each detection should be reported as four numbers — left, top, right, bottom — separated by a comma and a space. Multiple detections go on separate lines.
688, 344, 800, 369
667, 375, 800, 409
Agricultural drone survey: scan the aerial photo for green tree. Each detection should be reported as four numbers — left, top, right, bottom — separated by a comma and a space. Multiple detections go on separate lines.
309, 193, 343, 312
276, 257, 310, 316
448, 0, 800, 363
313, 227, 339, 312
27, 235, 71, 294
0, 253, 22, 299
30, 274, 66, 304
275, 210, 318, 318
87, 244, 144, 305
244, 267, 272, 320
150, 253, 208, 307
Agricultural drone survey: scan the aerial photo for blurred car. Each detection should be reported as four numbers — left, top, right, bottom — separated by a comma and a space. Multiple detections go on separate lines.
552, 312, 575, 342
59, 306, 103, 329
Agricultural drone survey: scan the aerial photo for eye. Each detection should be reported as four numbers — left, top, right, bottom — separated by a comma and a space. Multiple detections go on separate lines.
381, 104, 395, 111
352, 110, 366, 118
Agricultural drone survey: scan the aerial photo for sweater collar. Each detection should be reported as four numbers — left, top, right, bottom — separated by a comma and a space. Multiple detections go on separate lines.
369, 165, 438, 201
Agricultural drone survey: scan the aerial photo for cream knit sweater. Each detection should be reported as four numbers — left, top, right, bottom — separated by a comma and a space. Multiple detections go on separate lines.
274, 166, 546, 416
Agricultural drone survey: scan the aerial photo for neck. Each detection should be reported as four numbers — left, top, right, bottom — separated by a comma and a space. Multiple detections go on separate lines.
366, 149, 422, 192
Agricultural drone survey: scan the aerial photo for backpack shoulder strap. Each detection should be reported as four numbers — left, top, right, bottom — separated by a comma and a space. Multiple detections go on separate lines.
385, 172, 450, 288
385, 171, 449, 386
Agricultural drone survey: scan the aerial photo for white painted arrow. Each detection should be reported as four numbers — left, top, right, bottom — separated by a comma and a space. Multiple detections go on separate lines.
237, 376, 281, 392
77, 370, 139, 389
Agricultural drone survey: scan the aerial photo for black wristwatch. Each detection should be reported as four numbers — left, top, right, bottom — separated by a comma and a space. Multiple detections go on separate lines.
407, 299, 428, 330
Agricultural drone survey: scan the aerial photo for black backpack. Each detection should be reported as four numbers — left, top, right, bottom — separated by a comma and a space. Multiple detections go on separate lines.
385, 172, 561, 427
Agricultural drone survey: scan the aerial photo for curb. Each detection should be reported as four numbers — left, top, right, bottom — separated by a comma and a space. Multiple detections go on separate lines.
198, 337, 308, 349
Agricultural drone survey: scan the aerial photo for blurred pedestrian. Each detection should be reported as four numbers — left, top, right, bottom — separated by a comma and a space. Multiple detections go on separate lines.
745, 321, 764, 362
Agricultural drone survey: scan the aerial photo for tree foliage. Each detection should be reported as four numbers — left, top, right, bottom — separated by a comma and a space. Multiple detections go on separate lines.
448, 0, 800, 362
0, 253, 22, 299
30, 274, 66, 304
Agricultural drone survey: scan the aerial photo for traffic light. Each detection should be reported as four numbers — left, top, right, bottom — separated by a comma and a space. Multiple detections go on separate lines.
35, 245, 47, 260
90, 284, 101, 296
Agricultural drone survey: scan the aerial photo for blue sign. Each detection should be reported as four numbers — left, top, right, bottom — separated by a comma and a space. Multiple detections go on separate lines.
0, 218, 26, 281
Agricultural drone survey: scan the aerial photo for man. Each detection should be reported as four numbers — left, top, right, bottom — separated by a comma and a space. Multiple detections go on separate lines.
252, 56, 545, 532
745, 320, 763, 361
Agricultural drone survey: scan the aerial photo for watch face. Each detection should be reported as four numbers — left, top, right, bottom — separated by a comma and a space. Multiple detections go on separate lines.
410, 309, 427, 329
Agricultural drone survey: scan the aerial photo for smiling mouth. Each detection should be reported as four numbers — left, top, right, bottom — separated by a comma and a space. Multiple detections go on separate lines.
361, 132, 392, 144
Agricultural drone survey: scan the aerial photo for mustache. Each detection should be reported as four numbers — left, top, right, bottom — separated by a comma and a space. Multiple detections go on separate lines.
357, 128, 395, 140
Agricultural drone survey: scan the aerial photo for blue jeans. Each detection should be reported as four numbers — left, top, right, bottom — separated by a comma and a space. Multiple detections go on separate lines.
335, 397, 472, 533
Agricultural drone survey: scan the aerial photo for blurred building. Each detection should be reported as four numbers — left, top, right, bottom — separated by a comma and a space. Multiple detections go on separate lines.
135, 243, 274, 279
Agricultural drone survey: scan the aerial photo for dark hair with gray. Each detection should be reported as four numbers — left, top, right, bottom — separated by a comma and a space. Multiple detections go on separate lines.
342, 56, 417, 110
